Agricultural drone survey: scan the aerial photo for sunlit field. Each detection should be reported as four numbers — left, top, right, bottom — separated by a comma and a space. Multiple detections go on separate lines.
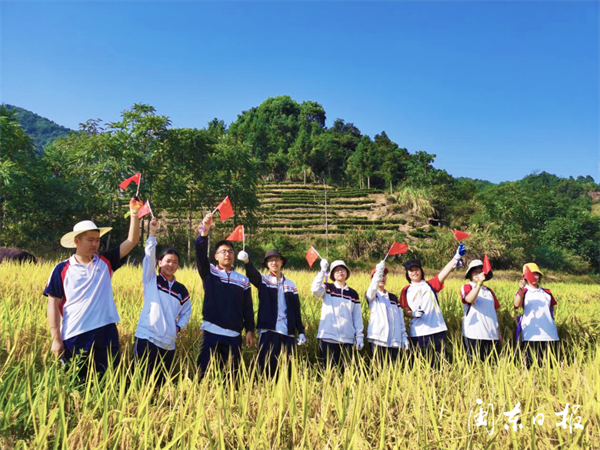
1, 261, 599, 449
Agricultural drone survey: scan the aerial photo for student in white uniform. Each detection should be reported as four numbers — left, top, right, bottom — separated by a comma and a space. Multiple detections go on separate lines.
366, 260, 409, 364
312, 259, 363, 370
399, 243, 466, 367
461, 259, 502, 361
514, 262, 559, 367
134, 218, 192, 380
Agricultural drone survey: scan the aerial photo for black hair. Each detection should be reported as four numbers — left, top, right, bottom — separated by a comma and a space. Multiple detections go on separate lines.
158, 248, 181, 262
214, 240, 235, 253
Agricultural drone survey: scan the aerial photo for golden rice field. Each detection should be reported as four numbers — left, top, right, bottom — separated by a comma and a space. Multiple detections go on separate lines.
1, 261, 599, 449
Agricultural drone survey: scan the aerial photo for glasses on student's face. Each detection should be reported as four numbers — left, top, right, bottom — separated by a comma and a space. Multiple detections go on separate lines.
217, 249, 234, 255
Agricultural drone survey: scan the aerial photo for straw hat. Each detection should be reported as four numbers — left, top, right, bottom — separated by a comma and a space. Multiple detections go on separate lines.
60, 220, 112, 248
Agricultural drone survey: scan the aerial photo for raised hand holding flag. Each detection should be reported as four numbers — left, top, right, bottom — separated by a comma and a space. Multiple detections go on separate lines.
213, 196, 234, 221
306, 246, 321, 268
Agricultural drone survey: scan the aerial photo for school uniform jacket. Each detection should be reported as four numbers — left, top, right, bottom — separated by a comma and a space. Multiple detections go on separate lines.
195, 235, 255, 334
134, 237, 191, 350
399, 277, 446, 337
244, 261, 305, 336
366, 271, 409, 349
312, 270, 364, 346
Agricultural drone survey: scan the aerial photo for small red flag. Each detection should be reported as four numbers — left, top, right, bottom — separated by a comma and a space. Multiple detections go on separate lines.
523, 265, 537, 284
216, 196, 234, 222
483, 254, 492, 275
451, 229, 470, 241
226, 225, 244, 242
119, 173, 141, 190
137, 200, 152, 219
306, 246, 320, 268
388, 242, 408, 255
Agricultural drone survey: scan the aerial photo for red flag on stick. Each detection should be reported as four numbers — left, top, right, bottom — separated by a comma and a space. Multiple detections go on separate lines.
451, 229, 470, 241
137, 200, 153, 219
226, 225, 244, 242
483, 254, 492, 275
119, 173, 141, 190
523, 265, 537, 284
388, 242, 408, 255
306, 246, 321, 268
215, 196, 234, 221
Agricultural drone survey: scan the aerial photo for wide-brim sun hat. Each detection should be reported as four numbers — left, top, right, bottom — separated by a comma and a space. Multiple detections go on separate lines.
523, 262, 543, 276
263, 249, 288, 268
329, 260, 350, 280
464, 259, 494, 281
60, 220, 112, 248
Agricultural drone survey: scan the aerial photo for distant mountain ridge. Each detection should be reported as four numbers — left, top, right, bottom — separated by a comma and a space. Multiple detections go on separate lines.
3, 104, 72, 153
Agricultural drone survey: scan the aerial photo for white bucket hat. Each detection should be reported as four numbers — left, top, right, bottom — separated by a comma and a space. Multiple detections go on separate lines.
60, 220, 112, 248
329, 260, 350, 280
465, 259, 493, 281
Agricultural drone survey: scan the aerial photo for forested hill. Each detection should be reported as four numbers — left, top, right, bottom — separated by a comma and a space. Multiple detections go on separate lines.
1, 97, 598, 274
3, 104, 72, 153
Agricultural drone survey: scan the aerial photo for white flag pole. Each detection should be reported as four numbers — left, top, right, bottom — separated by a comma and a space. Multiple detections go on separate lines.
242, 226, 245, 252
323, 178, 329, 259
135, 173, 142, 197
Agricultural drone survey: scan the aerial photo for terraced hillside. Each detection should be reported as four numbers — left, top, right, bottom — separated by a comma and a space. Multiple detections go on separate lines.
258, 182, 411, 236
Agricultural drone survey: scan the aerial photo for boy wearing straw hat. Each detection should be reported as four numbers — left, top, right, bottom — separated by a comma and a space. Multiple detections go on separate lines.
44, 197, 143, 376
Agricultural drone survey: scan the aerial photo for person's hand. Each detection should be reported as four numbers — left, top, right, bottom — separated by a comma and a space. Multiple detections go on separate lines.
518, 278, 527, 289
474, 272, 486, 284
297, 333, 307, 346
51, 338, 64, 358
356, 340, 364, 351
200, 213, 215, 235
413, 309, 425, 318
237, 251, 249, 263
245, 331, 254, 348
149, 217, 159, 236
376, 260, 386, 275
454, 243, 466, 260
320, 259, 329, 272
130, 196, 144, 215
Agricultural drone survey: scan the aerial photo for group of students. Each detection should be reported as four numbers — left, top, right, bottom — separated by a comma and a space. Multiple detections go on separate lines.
44, 199, 560, 380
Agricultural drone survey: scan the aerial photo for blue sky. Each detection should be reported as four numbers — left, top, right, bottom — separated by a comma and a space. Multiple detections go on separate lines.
1, 1, 598, 183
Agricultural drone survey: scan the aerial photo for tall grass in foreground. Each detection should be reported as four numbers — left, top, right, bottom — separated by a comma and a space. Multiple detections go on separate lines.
1, 261, 599, 449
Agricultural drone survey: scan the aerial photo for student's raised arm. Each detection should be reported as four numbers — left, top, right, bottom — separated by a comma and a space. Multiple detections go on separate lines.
311, 259, 329, 299
195, 213, 214, 279
437, 243, 466, 285
119, 197, 143, 259
366, 261, 385, 301
514, 278, 527, 309
142, 218, 159, 284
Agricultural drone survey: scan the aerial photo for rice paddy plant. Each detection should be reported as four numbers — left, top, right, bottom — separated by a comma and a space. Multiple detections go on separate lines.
0, 261, 598, 449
